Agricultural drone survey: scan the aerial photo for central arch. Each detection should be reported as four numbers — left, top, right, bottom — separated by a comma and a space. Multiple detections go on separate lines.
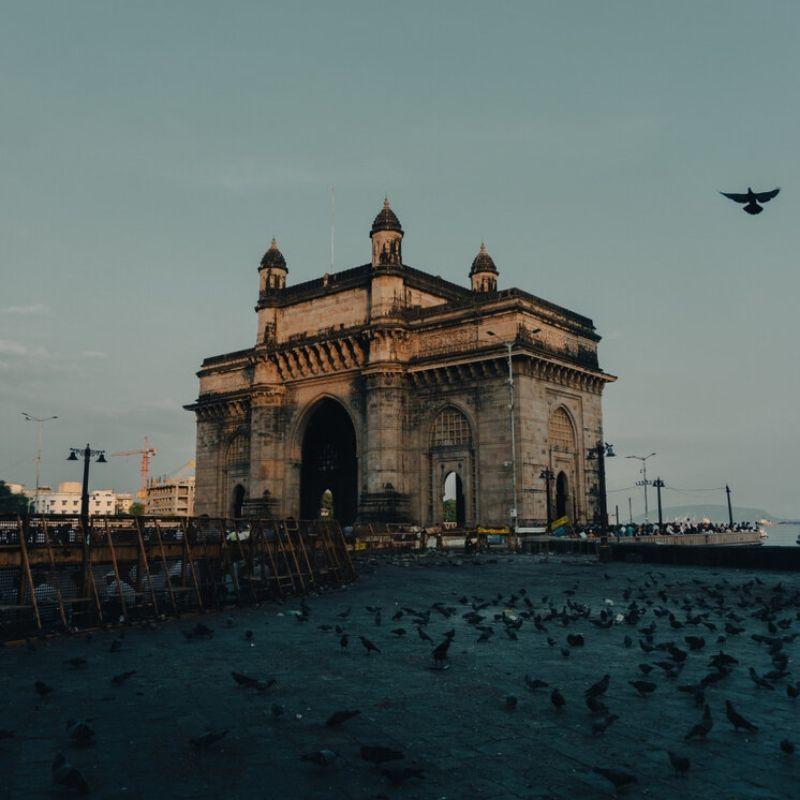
555, 471, 569, 519
300, 398, 358, 525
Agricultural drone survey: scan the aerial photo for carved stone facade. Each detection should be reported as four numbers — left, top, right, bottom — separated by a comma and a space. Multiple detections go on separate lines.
186, 200, 616, 526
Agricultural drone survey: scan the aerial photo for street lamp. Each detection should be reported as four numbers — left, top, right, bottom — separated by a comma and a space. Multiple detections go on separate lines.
626, 452, 656, 523
67, 444, 107, 527
587, 441, 615, 540
21, 412, 58, 512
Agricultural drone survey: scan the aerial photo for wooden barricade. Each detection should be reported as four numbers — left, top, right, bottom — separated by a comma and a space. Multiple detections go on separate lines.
0, 514, 357, 641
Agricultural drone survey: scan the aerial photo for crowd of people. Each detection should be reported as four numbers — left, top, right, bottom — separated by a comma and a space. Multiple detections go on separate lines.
575, 519, 758, 539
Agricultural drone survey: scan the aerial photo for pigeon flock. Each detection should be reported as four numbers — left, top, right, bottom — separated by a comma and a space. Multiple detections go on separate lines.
0, 551, 798, 798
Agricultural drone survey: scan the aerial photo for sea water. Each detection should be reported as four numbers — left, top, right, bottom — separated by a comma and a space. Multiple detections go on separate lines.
763, 523, 800, 547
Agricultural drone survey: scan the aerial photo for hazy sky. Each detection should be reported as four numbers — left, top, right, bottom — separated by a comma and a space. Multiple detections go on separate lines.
1, 2, 798, 517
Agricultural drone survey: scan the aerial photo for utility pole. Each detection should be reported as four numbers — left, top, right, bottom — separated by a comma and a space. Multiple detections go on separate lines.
628, 496, 633, 524
539, 467, 554, 531
21, 412, 58, 512
627, 452, 656, 523
67, 444, 107, 530
725, 484, 734, 528
615, 504, 620, 526
653, 477, 665, 531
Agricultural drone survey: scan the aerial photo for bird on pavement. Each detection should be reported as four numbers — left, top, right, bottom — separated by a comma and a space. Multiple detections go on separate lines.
325, 709, 360, 727
34, 680, 53, 697
780, 739, 795, 755
360, 636, 381, 655
52, 753, 89, 795
189, 729, 229, 749
593, 766, 637, 793
550, 688, 566, 711
360, 745, 405, 764
685, 704, 714, 740
725, 700, 758, 733
585, 674, 610, 699
667, 750, 690, 776
720, 187, 780, 215
629, 680, 657, 698
301, 749, 339, 767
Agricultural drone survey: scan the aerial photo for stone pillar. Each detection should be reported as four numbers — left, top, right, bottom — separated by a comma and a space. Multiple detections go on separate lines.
357, 367, 411, 522
242, 383, 287, 518
194, 415, 223, 516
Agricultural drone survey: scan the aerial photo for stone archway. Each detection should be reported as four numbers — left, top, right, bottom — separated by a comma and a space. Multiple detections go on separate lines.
299, 398, 358, 525
443, 471, 466, 527
231, 484, 245, 519
555, 471, 569, 519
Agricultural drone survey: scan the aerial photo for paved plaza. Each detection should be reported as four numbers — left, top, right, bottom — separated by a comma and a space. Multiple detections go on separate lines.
1, 552, 798, 799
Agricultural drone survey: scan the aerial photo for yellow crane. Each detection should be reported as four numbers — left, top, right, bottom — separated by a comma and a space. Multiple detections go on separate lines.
111, 436, 157, 501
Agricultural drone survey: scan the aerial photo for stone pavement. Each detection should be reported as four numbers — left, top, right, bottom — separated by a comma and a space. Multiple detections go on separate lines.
0, 552, 798, 799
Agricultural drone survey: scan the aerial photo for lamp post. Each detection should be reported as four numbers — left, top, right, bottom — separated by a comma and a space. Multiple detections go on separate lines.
539, 468, 554, 531
21, 412, 58, 512
627, 452, 656, 523
67, 444, 107, 528
652, 477, 665, 531
587, 441, 615, 540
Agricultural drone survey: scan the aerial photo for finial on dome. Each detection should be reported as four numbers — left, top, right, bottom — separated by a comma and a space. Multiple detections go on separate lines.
259, 237, 287, 271
470, 241, 498, 292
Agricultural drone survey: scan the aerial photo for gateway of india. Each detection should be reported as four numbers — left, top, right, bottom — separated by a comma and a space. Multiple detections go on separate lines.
187, 199, 615, 527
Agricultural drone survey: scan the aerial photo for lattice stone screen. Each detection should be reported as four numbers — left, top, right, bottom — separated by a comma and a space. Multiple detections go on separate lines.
431, 408, 472, 447
548, 407, 575, 452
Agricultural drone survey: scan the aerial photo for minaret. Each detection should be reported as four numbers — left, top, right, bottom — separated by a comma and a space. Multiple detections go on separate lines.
256, 238, 287, 344
370, 198, 403, 267
469, 242, 498, 293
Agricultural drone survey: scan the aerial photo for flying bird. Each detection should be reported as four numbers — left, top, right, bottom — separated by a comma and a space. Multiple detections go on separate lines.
720, 187, 780, 215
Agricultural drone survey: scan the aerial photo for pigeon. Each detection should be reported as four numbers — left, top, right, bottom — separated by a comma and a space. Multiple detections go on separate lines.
629, 680, 656, 697
787, 683, 799, 699
360, 745, 405, 764
381, 766, 425, 785
586, 695, 609, 715
525, 676, 548, 692
34, 680, 53, 697
339, 634, 349, 651
231, 671, 275, 693
360, 636, 381, 655
780, 739, 794, 755
504, 695, 518, 712
550, 688, 566, 711
111, 670, 136, 687
431, 638, 451, 667
685, 704, 714, 740
667, 750, 690, 776
725, 700, 757, 732
585, 674, 610, 699
567, 633, 584, 647
720, 187, 780, 215
748, 667, 774, 690
302, 749, 339, 767
66, 720, 96, 747
638, 663, 654, 675
189, 729, 228, 749
593, 766, 637, 792
270, 703, 285, 719
591, 713, 619, 736
417, 626, 433, 643
52, 753, 89, 795
325, 709, 360, 727
337, 607, 351, 620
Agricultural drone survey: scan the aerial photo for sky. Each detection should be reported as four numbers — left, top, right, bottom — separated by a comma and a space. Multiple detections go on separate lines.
1, 2, 798, 517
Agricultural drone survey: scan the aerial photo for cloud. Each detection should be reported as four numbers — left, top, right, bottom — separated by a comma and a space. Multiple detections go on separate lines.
81, 350, 108, 359
1, 303, 49, 315
0, 339, 50, 359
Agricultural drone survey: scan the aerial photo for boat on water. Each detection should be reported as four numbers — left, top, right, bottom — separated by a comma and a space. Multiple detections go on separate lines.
759, 527, 768, 540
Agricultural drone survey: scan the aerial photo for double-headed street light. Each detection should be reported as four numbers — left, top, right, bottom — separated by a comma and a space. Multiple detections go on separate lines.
67, 444, 106, 526
587, 442, 615, 539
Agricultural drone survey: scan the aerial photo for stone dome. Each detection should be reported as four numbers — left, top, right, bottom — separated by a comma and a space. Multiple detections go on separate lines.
470, 242, 498, 275
259, 238, 287, 270
370, 198, 403, 237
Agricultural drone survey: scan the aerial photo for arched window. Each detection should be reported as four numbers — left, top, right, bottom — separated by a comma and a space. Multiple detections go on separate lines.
431, 407, 472, 447
548, 407, 575, 453
226, 434, 250, 469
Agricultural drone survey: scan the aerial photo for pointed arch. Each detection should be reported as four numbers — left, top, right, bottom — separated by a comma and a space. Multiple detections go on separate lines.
548, 406, 576, 453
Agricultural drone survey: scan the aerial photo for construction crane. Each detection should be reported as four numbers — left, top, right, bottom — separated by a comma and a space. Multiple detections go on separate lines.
111, 436, 157, 500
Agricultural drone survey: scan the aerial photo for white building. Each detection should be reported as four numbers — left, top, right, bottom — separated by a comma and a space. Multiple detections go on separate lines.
34, 483, 124, 516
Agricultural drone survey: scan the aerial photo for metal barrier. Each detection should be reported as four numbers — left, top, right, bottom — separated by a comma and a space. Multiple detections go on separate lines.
0, 515, 355, 641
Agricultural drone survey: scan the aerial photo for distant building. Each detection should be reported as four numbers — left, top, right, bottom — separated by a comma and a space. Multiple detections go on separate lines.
115, 493, 134, 515
34, 483, 123, 516
146, 476, 195, 517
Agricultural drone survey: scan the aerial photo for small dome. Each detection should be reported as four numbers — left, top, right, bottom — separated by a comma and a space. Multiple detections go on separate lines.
259, 238, 287, 270
370, 197, 403, 236
470, 242, 498, 275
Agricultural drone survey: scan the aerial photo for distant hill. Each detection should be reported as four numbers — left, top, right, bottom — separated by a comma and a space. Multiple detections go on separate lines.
631, 504, 782, 523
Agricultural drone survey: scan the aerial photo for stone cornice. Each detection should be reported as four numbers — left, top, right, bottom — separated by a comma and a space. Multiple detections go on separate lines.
184, 390, 252, 420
